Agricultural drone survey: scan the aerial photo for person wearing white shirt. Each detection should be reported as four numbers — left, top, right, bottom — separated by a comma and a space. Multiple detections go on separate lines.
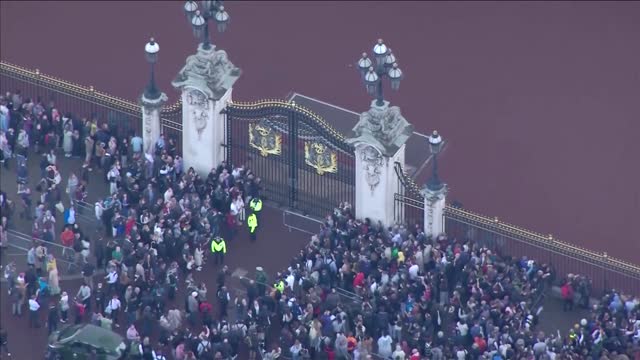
106, 295, 121, 328
28, 294, 40, 328
377, 334, 393, 359
231, 166, 244, 179
285, 273, 295, 291
408, 262, 420, 280
107, 166, 119, 195
105, 270, 118, 294
163, 188, 173, 203
230, 194, 245, 222
76, 284, 92, 309
126, 324, 140, 342
457, 320, 469, 337
66, 206, 76, 225
81, 238, 91, 263
94, 201, 104, 231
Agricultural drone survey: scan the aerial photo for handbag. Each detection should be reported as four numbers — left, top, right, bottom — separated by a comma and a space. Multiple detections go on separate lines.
55, 202, 65, 213
105, 300, 113, 314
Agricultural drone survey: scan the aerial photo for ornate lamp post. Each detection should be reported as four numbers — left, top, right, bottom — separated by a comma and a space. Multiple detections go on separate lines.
144, 38, 161, 100
184, 0, 230, 50
356, 39, 403, 107
426, 130, 444, 191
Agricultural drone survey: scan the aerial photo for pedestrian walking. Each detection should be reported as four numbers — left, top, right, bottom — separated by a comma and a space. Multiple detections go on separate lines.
106, 294, 122, 328
105, 267, 118, 295
247, 210, 259, 242
28, 293, 40, 328
561, 280, 574, 312
217, 286, 230, 320
76, 282, 92, 313
81, 259, 95, 290
59, 291, 69, 323
66, 172, 78, 206
47, 303, 60, 335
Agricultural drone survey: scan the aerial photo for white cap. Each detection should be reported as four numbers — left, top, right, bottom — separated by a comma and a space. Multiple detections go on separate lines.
256, 267, 263, 271
191, 291, 198, 297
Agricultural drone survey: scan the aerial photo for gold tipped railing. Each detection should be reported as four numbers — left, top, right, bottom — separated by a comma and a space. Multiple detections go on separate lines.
0, 61, 182, 120
443, 205, 640, 276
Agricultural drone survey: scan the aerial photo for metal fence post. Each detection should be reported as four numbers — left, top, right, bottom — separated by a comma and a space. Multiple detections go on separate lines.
288, 105, 298, 210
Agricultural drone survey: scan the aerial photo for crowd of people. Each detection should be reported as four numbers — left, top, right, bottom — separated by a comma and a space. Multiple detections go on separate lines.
1, 89, 639, 360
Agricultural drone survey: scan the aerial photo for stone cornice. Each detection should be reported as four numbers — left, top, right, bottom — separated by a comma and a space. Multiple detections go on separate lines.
172, 44, 241, 101
347, 100, 413, 158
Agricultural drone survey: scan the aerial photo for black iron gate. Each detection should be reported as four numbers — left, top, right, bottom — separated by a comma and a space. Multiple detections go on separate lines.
393, 161, 425, 226
224, 100, 355, 219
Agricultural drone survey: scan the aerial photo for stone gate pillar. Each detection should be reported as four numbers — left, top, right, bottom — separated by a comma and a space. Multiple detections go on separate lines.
141, 93, 168, 155
347, 100, 413, 225
172, 44, 241, 176
422, 186, 447, 238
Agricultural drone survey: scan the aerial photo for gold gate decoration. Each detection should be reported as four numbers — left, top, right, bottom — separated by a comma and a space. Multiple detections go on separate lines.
249, 122, 282, 157
305, 141, 338, 175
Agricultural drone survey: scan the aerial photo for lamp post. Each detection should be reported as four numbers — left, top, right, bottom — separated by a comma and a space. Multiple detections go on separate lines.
426, 130, 444, 191
356, 39, 403, 107
184, 0, 230, 50
144, 37, 161, 100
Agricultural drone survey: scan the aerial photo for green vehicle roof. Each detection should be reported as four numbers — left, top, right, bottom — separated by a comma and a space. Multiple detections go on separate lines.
57, 324, 124, 352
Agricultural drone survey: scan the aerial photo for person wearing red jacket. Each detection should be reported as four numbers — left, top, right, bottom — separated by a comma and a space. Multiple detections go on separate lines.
561, 280, 574, 312
60, 227, 74, 258
324, 344, 336, 360
410, 348, 421, 360
124, 216, 136, 236
353, 272, 365, 289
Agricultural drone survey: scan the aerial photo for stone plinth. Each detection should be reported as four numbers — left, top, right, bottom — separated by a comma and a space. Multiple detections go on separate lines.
347, 100, 414, 224
172, 43, 241, 175
422, 185, 447, 239
141, 92, 168, 155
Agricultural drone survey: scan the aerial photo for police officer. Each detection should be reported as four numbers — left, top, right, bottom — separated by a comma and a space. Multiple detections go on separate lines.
273, 277, 285, 303
210, 236, 227, 265
247, 211, 258, 241
249, 197, 262, 220
273, 278, 285, 294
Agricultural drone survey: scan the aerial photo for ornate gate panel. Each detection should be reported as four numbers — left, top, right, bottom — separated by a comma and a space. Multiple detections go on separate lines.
393, 161, 425, 226
225, 100, 355, 218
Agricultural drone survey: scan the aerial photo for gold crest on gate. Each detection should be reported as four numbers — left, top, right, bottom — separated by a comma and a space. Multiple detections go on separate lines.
249, 122, 282, 157
305, 142, 338, 175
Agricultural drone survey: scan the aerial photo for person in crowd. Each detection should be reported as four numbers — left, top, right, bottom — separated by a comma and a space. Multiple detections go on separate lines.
47, 303, 60, 335
63, 120, 73, 157
28, 293, 41, 328
59, 291, 70, 323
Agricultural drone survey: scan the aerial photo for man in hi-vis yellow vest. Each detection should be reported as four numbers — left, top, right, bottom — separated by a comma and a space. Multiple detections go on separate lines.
210, 236, 226, 265
249, 197, 263, 220
247, 211, 259, 242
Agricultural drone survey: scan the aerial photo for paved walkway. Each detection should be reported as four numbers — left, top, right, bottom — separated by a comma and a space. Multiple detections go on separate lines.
0, 152, 310, 359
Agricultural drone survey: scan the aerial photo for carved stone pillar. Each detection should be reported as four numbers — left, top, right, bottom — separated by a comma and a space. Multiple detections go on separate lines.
347, 100, 413, 225
172, 43, 241, 176
422, 186, 447, 239
141, 93, 168, 155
